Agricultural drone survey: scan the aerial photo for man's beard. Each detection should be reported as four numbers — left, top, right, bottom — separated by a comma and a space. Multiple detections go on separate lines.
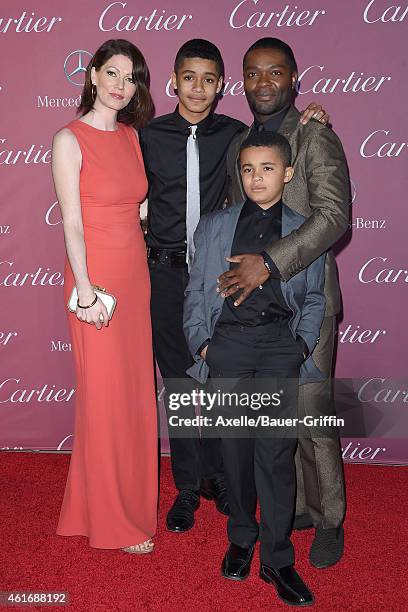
247, 90, 292, 117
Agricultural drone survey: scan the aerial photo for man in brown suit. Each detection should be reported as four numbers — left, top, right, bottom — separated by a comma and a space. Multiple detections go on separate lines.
219, 37, 349, 569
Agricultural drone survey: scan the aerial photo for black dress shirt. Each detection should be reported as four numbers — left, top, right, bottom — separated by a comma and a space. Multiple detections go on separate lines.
218, 199, 292, 327
252, 104, 290, 134
140, 107, 246, 249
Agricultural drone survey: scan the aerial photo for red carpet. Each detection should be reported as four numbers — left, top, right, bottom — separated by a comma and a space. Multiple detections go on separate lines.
1, 454, 407, 611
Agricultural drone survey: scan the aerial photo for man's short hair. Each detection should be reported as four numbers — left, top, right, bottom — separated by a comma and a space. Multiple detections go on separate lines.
240, 131, 292, 167
243, 37, 298, 74
174, 39, 224, 77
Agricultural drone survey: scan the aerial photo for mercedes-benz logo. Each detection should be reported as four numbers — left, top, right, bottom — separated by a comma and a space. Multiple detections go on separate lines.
64, 50, 93, 86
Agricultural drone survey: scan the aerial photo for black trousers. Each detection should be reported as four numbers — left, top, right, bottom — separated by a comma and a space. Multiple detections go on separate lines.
207, 322, 303, 568
149, 261, 223, 491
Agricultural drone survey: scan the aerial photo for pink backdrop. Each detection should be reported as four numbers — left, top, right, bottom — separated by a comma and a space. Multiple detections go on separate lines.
1, 0, 407, 464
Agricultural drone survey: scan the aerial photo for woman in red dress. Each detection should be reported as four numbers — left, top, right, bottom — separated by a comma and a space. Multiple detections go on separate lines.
51, 39, 157, 553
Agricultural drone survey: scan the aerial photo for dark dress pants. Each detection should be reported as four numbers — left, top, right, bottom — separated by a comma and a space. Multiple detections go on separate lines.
207, 322, 303, 568
149, 261, 222, 491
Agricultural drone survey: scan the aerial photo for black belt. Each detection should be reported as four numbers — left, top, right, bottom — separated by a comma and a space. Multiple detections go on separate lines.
147, 247, 187, 267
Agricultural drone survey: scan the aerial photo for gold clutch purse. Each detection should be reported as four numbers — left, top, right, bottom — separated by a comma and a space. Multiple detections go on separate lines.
67, 285, 117, 320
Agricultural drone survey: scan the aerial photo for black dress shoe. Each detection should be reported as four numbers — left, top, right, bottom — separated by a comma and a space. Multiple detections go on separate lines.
309, 525, 344, 568
166, 489, 200, 532
260, 564, 314, 606
221, 543, 255, 581
200, 477, 230, 515
293, 513, 314, 531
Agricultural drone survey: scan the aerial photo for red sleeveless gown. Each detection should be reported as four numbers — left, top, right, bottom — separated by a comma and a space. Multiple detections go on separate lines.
57, 120, 157, 548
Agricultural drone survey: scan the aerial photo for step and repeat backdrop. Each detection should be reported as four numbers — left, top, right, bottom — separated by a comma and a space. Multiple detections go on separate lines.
1, 0, 407, 463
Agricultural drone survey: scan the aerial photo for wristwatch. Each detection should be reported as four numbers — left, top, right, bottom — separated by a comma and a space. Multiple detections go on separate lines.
260, 251, 281, 279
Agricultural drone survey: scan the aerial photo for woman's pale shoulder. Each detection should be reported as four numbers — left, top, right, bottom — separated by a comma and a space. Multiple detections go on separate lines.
52, 126, 80, 149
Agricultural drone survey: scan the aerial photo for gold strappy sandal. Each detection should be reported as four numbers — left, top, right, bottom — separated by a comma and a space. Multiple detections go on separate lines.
122, 539, 154, 554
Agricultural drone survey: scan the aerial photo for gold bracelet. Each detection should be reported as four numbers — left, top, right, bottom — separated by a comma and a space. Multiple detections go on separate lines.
77, 294, 97, 309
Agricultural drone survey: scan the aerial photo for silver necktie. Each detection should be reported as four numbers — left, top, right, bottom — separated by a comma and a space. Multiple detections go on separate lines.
186, 125, 200, 270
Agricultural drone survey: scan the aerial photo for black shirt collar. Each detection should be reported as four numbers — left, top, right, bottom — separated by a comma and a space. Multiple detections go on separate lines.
254, 104, 290, 133
174, 105, 214, 134
243, 198, 283, 218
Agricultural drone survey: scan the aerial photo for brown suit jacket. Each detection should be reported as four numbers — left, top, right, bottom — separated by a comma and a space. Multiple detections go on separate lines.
226, 105, 350, 316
